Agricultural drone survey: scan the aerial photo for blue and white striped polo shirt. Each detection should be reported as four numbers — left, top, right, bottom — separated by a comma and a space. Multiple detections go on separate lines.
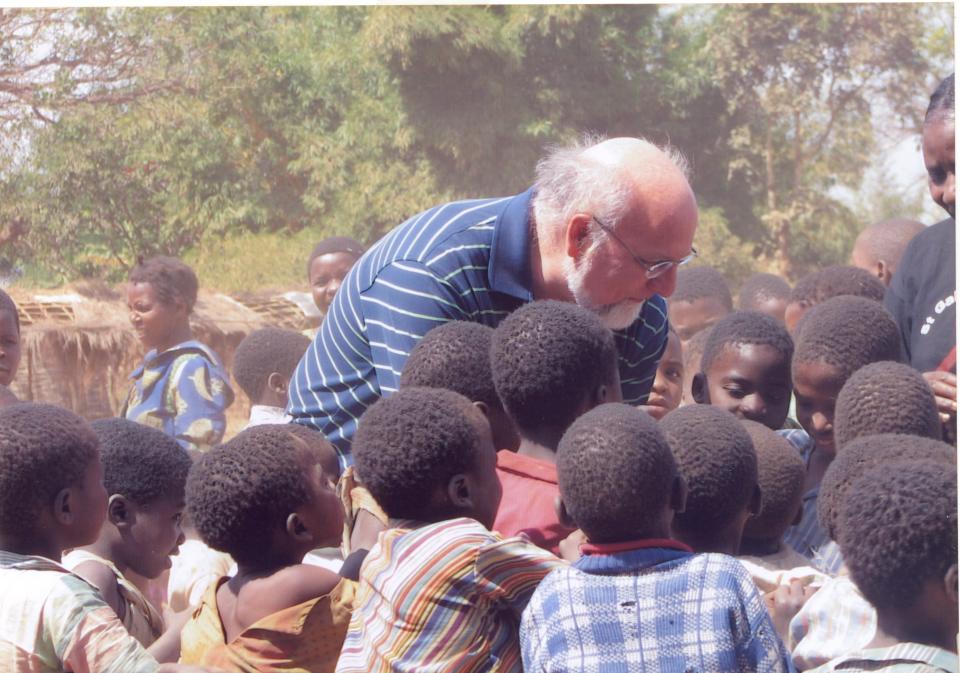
288, 188, 669, 470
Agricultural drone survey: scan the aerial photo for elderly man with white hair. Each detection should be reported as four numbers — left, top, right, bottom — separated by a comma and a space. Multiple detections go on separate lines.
289, 135, 700, 471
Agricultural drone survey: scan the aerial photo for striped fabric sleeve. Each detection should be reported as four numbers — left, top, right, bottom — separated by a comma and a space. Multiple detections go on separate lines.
49, 575, 159, 673
473, 537, 565, 619
360, 260, 472, 394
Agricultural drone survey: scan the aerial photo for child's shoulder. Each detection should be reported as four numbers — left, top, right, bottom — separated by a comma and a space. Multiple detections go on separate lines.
228, 563, 344, 617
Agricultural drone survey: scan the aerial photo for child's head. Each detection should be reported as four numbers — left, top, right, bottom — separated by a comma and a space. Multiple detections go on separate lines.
89, 419, 192, 579
127, 256, 198, 352
680, 326, 712, 406
659, 405, 760, 552
923, 74, 955, 218
784, 270, 820, 334
642, 327, 683, 420
739, 420, 805, 548
272, 423, 341, 483
400, 321, 519, 451
833, 361, 942, 449
837, 461, 957, 648
557, 403, 684, 543
817, 433, 954, 542
737, 272, 791, 325
0, 403, 105, 554
490, 300, 620, 449
352, 387, 500, 528
0, 290, 21, 387
187, 424, 342, 570
692, 310, 793, 430
850, 219, 925, 287
668, 266, 733, 346
233, 328, 311, 408
792, 296, 902, 458
306, 236, 365, 314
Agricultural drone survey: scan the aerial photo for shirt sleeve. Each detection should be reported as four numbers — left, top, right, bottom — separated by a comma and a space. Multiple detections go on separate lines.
472, 536, 566, 620
170, 354, 233, 452
48, 576, 159, 673
358, 260, 471, 395
735, 566, 796, 673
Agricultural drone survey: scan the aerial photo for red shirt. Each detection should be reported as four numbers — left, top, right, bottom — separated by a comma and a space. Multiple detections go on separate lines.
493, 450, 574, 554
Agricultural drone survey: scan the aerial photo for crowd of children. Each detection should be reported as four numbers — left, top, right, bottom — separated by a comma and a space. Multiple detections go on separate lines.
0, 75, 956, 673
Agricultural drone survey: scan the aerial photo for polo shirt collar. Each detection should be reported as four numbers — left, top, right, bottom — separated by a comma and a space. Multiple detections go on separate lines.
488, 187, 535, 301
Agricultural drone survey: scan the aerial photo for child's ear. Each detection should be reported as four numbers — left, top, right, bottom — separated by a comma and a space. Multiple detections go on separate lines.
445, 474, 474, 510
791, 501, 803, 526
285, 512, 312, 542
670, 474, 688, 514
107, 495, 132, 528
473, 400, 491, 420
691, 373, 709, 404
945, 564, 958, 604
875, 260, 889, 284
267, 372, 288, 395
53, 488, 75, 525
554, 496, 577, 529
748, 482, 762, 516
592, 383, 610, 407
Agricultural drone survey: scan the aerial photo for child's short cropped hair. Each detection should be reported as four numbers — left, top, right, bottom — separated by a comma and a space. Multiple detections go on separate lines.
700, 311, 794, 374
400, 321, 499, 408
128, 255, 199, 313
833, 361, 942, 449
793, 296, 901, 380
0, 403, 99, 537
187, 425, 325, 567
813, 265, 885, 303
557, 403, 677, 543
838, 460, 957, 611
683, 327, 712, 374
739, 420, 805, 541
659, 405, 757, 535
817, 433, 954, 540
233, 328, 311, 402
490, 300, 617, 436
352, 387, 485, 520
305, 236, 365, 275
738, 273, 791, 312
0, 288, 20, 333
90, 419, 192, 504
672, 266, 733, 310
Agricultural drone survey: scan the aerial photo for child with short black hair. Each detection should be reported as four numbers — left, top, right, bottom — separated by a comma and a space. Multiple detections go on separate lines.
233, 327, 311, 429
124, 255, 233, 453
833, 360, 942, 449
692, 310, 794, 430
850, 218, 925, 287
784, 266, 886, 334
739, 272, 792, 325
521, 403, 792, 672
659, 405, 762, 555
0, 289, 21, 387
490, 300, 621, 553
782, 295, 902, 571
306, 236, 365, 320
337, 387, 563, 673
0, 403, 202, 672
804, 459, 957, 671
669, 266, 733, 346
180, 424, 349, 671
639, 326, 683, 420
680, 325, 712, 405
63, 419, 192, 647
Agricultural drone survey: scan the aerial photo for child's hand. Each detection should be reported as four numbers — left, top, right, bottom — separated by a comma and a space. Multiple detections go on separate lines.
765, 579, 818, 643
558, 529, 586, 562
922, 370, 957, 424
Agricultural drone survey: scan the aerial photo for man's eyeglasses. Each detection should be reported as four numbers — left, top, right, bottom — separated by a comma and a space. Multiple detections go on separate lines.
591, 216, 697, 280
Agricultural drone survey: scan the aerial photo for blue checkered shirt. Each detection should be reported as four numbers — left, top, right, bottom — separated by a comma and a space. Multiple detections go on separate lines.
520, 546, 795, 673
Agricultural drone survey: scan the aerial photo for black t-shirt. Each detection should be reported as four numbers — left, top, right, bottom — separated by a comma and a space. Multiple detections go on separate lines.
884, 217, 957, 373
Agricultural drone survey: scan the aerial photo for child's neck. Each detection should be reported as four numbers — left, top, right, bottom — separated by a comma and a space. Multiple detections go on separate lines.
78, 536, 131, 575
803, 447, 833, 492
674, 523, 743, 556
517, 434, 562, 463
871, 609, 957, 653
0, 533, 63, 561
737, 537, 782, 557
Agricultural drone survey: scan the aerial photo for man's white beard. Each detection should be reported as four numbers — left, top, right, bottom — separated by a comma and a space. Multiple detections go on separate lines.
563, 254, 644, 331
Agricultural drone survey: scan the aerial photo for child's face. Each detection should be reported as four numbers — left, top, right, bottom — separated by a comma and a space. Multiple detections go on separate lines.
644, 331, 683, 420
309, 252, 359, 315
922, 115, 955, 219
669, 297, 728, 348
0, 310, 21, 387
793, 360, 845, 457
70, 456, 109, 549
784, 300, 811, 335
124, 491, 186, 579
296, 457, 344, 549
126, 282, 188, 352
701, 343, 791, 430
752, 297, 788, 326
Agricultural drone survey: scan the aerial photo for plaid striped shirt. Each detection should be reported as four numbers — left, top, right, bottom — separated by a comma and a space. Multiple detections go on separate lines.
520, 542, 794, 673
0, 552, 158, 673
288, 189, 669, 471
335, 517, 564, 673
806, 643, 958, 673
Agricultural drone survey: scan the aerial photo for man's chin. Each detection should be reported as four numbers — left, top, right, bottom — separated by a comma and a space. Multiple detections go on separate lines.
595, 301, 645, 331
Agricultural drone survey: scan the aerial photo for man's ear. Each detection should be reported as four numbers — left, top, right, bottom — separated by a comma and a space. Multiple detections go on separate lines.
108, 494, 132, 528
691, 372, 709, 404
748, 483, 763, 516
554, 496, 577, 529
285, 512, 312, 542
267, 372, 288, 395
945, 564, 958, 604
670, 474, 688, 514
564, 214, 594, 261
446, 474, 474, 510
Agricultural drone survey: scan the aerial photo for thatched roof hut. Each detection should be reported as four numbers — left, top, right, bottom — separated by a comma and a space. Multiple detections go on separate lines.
6, 286, 315, 436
